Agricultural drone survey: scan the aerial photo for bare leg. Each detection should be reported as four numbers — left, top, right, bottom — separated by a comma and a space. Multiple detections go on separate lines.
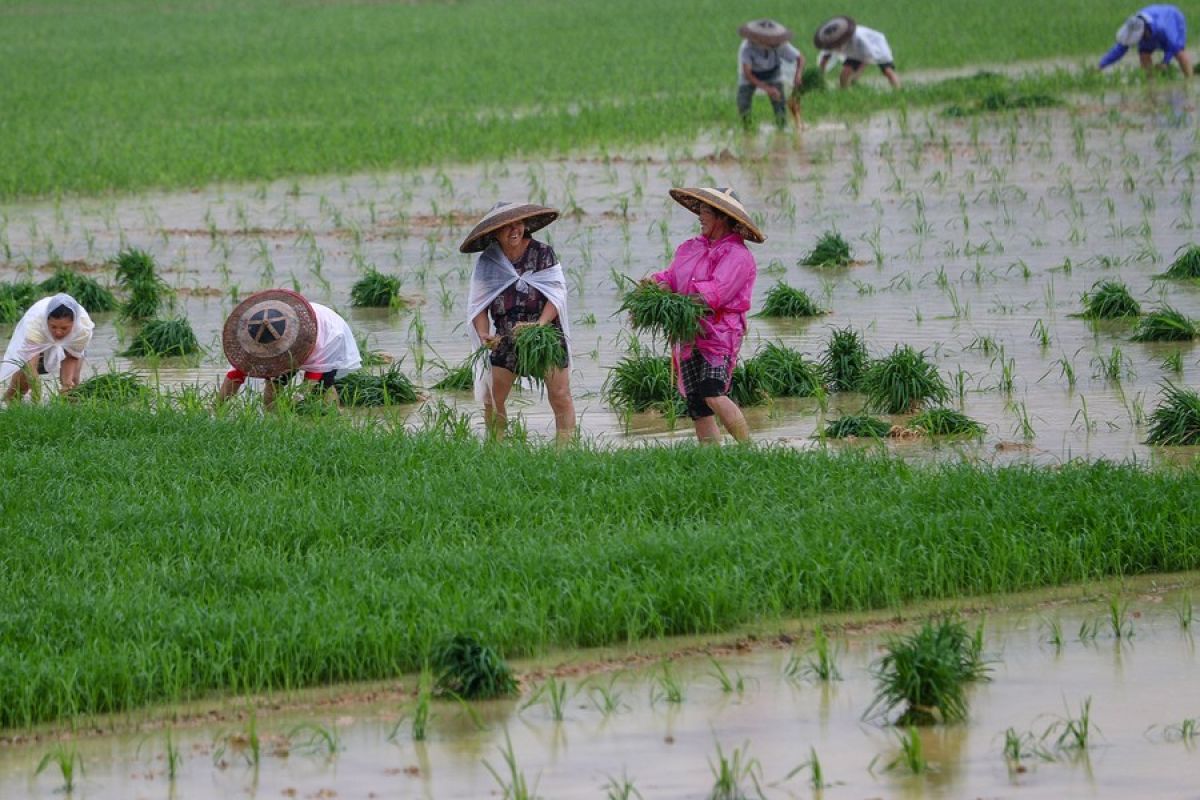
59, 355, 82, 392
706, 395, 750, 443
882, 66, 901, 89
484, 366, 516, 440
263, 379, 281, 410
217, 376, 241, 404
1140, 51, 1154, 76
544, 366, 576, 443
1176, 51, 1194, 78
839, 63, 864, 88
693, 415, 722, 444
5, 356, 40, 402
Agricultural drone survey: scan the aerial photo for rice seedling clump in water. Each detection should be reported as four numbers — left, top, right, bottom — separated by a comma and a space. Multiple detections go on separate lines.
0, 281, 36, 323
823, 414, 891, 439
512, 323, 565, 379
757, 282, 825, 318
1130, 306, 1199, 342
114, 248, 170, 320
120, 318, 201, 357
907, 407, 985, 437
334, 367, 418, 406
1145, 382, 1200, 446
1161, 245, 1200, 279
797, 65, 826, 94
862, 345, 949, 414
728, 361, 768, 408
800, 231, 852, 268
604, 350, 682, 414
744, 342, 822, 397
1079, 280, 1140, 319
350, 269, 405, 308
822, 327, 869, 391
66, 372, 146, 403
433, 634, 517, 700
38, 268, 118, 313
617, 280, 707, 344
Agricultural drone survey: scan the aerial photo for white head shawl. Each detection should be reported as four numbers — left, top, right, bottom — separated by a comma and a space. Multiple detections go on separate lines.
1116, 15, 1146, 47
1, 293, 95, 383
465, 242, 571, 403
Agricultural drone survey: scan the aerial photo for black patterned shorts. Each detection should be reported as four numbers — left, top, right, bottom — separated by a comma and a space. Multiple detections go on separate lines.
680, 350, 731, 419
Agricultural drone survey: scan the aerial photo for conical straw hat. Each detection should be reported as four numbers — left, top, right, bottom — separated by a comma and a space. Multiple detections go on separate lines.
814, 16, 857, 50
669, 187, 765, 244
459, 202, 560, 253
222, 289, 318, 377
738, 19, 793, 47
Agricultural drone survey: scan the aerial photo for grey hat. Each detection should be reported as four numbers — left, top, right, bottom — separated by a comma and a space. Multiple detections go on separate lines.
739, 19, 793, 47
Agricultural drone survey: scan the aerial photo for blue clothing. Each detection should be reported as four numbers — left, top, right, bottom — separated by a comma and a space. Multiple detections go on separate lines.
1100, 5, 1187, 68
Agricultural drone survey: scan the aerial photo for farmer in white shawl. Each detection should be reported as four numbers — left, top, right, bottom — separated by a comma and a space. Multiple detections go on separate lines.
2, 293, 94, 402
462, 202, 575, 442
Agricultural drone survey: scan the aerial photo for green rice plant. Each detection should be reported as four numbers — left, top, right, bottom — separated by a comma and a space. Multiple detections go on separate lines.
821, 327, 869, 392
287, 722, 341, 757
165, 727, 181, 781
411, 667, 433, 741
1159, 244, 1200, 279
822, 414, 891, 439
1175, 592, 1193, 630
1145, 382, 1200, 445
801, 625, 842, 681
1162, 350, 1184, 373
431, 347, 490, 392
35, 742, 83, 792
707, 739, 764, 800
1002, 727, 1045, 772
785, 747, 827, 791
114, 248, 170, 320
1155, 717, 1200, 743
0, 281, 37, 323
120, 318, 201, 357
743, 342, 822, 397
522, 676, 569, 721
484, 728, 539, 800
39, 267, 118, 313
513, 323, 566, 380
800, 230, 852, 268
586, 675, 626, 716
706, 657, 748, 695
1041, 617, 1065, 650
651, 662, 685, 705
906, 407, 985, 437
861, 345, 949, 414
604, 349, 683, 414
1077, 619, 1100, 643
355, 332, 391, 367
1107, 595, 1133, 639
1130, 306, 1199, 342
796, 65, 826, 95
877, 726, 928, 774
65, 371, 147, 403
1042, 697, 1098, 754
944, 90, 1060, 117
1079, 280, 1140, 319
617, 280, 708, 344
866, 617, 991, 725
604, 773, 644, 800
728, 360, 768, 408
334, 367, 418, 407
350, 268, 405, 308
432, 634, 517, 700
756, 282, 825, 318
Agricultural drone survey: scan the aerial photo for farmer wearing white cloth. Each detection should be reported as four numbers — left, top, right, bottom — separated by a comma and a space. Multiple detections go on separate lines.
2, 293, 94, 402
462, 202, 575, 442
816, 16, 901, 90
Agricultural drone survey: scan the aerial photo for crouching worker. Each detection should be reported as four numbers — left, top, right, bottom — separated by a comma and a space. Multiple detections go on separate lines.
815, 16, 901, 89
1100, 6, 1193, 78
219, 289, 361, 409
2, 293, 94, 403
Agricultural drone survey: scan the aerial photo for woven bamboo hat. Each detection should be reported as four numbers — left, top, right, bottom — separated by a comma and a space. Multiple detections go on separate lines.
739, 19, 793, 47
814, 16, 857, 50
459, 202, 560, 253
669, 187, 765, 244
222, 288, 318, 378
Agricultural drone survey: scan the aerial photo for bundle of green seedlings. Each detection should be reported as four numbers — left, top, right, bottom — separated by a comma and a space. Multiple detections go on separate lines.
943, 89, 1060, 117
603, 348, 683, 414
114, 248, 170, 320
822, 413, 891, 439
800, 231, 852, 268
354, 332, 392, 367
350, 268, 406, 308
65, 371, 146, 403
0, 281, 36, 323
1144, 382, 1200, 446
1130, 306, 1199, 342
432, 634, 517, 700
512, 323, 565, 380
1079, 280, 1140, 319
38, 267, 118, 313
906, 407, 985, 437
862, 345, 949, 414
743, 342, 822, 397
1160, 245, 1200, 280
334, 367, 419, 407
728, 360, 768, 408
431, 348, 489, 392
120, 318, 201, 357
822, 327, 869, 391
617, 280, 708, 344
757, 282, 826, 318
866, 617, 989, 726
797, 65, 826, 94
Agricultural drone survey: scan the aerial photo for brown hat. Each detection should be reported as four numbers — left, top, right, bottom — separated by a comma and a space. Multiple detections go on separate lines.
814, 16, 857, 50
739, 19, 793, 47
669, 187, 765, 244
222, 289, 318, 378
458, 202, 560, 253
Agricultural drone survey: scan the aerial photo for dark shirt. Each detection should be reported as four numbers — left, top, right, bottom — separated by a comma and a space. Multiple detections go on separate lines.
488, 239, 560, 336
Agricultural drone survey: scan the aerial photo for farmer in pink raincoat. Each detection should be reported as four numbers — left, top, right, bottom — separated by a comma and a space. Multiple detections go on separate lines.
651, 187, 763, 444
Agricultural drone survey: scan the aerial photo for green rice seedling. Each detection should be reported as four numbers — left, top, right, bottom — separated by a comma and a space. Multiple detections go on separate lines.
707, 739, 764, 800
586, 675, 626, 716
66, 371, 146, 403
797, 65, 826, 95
822, 414, 891, 439
706, 657, 748, 695
617, 280, 708, 344
756, 282, 825, 318
801, 625, 842, 681
1079, 280, 1141, 319
1031, 318, 1052, 348
1162, 350, 1184, 373
1159, 244, 1200, 279
604, 772, 644, 800
906, 408, 985, 437
1077, 619, 1099, 643
287, 722, 340, 757
1107, 595, 1132, 639
431, 347, 490, 392
432, 634, 517, 700
484, 728, 539, 800
862, 345, 949, 414
38, 267, 118, 313
744, 342, 822, 397
1156, 717, 1200, 743
114, 248, 169, 320
822, 327, 869, 392
728, 361, 768, 408
1043, 697, 1098, 754
0, 280, 37, 323
120, 318, 201, 357
355, 332, 391, 367
800, 230, 852, 268
411, 667, 433, 741
1175, 592, 1193, 630
879, 726, 928, 774
604, 350, 683, 415
1041, 617, 1065, 650
334, 367, 418, 407
35, 742, 83, 792
651, 662, 684, 705
350, 268, 405, 308
513, 323, 566, 381
1131, 306, 1200, 341
866, 617, 991, 725
1002, 727, 1044, 772
1145, 382, 1200, 445
785, 746, 827, 790
165, 727, 181, 781
522, 676, 569, 721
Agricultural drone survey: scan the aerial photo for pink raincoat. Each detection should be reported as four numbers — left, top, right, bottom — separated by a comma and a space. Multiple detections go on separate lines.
652, 232, 757, 391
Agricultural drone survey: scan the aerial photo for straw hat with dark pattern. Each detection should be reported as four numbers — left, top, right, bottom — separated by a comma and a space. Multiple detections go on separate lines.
669, 187, 765, 244
222, 288, 318, 378
738, 18, 793, 47
814, 16, 857, 50
458, 202, 560, 254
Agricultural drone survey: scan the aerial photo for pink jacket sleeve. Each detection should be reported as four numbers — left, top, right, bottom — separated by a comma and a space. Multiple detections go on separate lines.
691, 248, 755, 313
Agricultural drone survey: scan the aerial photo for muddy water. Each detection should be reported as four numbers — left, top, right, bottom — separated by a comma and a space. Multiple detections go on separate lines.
2, 87, 1200, 461
1, 589, 1196, 798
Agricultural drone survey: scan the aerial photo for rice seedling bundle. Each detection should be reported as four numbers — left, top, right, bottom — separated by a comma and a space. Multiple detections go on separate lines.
432, 362, 475, 392
1144, 382, 1200, 446
1130, 306, 1199, 342
433, 634, 517, 700
512, 323, 566, 379
120, 318, 201, 357
604, 352, 682, 414
745, 342, 822, 397
65, 371, 146, 402
822, 327, 869, 391
822, 414, 891, 439
797, 65, 826, 94
114, 248, 169, 320
1079, 280, 1140, 319
728, 360, 768, 407
0, 281, 36, 323
757, 282, 825, 318
38, 268, 118, 313
350, 269, 405, 308
617, 281, 708, 344
1162, 245, 1200, 279
945, 90, 1060, 116
862, 345, 950, 414
800, 231, 852, 268
906, 408, 985, 437
334, 367, 418, 406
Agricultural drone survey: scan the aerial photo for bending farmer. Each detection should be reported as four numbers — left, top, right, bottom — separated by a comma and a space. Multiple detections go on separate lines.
737, 19, 806, 128
1100, 5, 1193, 77
815, 16, 901, 89
2, 293, 94, 402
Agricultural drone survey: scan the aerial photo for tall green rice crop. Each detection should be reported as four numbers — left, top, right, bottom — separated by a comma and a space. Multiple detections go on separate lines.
800, 231, 852, 268
120, 318, 201, 357
114, 248, 169, 320
433, 634, 517, 700
744, 342, 822, 397
757, 283, 825, 318
1130, 306, 1199, 342
0, 281, 37, 323
823, 414, 891, 439
1144, 383, 1200, 446
350, 269, 405, 308
907, 408, 985, 437
1079, 280, 1140, 319
862, 346, 950, 414
513, 324, 566, 380
38, 268, 118, 314
618, 280, 708, 344
822, 327, 869, 391
1161, 245, 1200, 279
335, 367, 419, 406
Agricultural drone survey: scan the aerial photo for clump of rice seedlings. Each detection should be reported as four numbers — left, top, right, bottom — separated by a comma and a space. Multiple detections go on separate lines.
801, 625, 842, 681
866, 617, 990, 725
114, 248, 169, 320
432, 634, 517, 700
604, 350, 683, 414
800, 230, 852, 268
38, 267, 118, 313
483, 729, 538, 800
1144, 382, 1200, 445
1130, 306, 1199, 342
707, 739, 764, 800
35, 742, 83, 793
335, 367, 419, 407
120, 318, 201, 357
823, 414, 891, 439
744, 342, 822, 397
651, 662, 685, 705
757, 282, 825, 318
1043, 697, 1097, 754
617, 280, 708, 344
66, 371, 146, 402
431, 356, 478, 392
785, 747, 827, 791
513, 323, 566, 380
1159, 244, 1200, 279
350, 269, 405, 308
821, 327, 869, 391
944, 90, 1060, 117
907, 408, 985, 437
728, 360, 768, 407
861, 345, 949, 414
1079, 280, 1140, 319
797, 65, 826, 94
1107, 595, 1132, 639
522, 676, 569, 721
0, 281, 36, 323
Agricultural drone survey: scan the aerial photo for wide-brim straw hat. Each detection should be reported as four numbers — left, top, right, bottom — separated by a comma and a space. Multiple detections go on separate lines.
669, 187, 765, 244
739, 18, 793, 47
222, 288, 318, 378
814, 16, 857, 50
1116, 14, 1146, 46
458, 202, 560, 253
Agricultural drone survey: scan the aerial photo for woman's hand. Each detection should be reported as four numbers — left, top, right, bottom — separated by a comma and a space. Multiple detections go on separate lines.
481, 334, 501, 350
513, 321, 542, 333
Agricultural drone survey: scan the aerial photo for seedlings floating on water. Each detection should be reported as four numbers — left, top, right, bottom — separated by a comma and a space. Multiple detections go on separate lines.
757, 282, 825, 318
1159, 244, 1200, 279
603, 350, 682, 415
1130, 306, 1199, 342
1144, 382, 1200, 445
38, 267, 118, 313
743, 342, 822, 397
350, 268, 406, 308
114, 248, 170, 320
907, 408, 985, 437
800, 231, 853, 268
120, 318, 201, 357
822, 414, 891, 439
1078, 280, 1140, 319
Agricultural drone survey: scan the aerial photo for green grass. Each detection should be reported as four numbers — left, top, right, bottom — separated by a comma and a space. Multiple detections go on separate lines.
757, 283, 825, 318
1079, 280, 1140, 320
862, 345, 950, 414
3, 402, 1200, 728
38, 267, 119, 314
1145, 383, 1200, 446
800, 231, 853, 268
618, 281, 708, 345
0, 281, 37, 324
1130, 306, 1199, 342
0, 0, 1139, 199
119, 318, 201, 358
334, 367, 419, 407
